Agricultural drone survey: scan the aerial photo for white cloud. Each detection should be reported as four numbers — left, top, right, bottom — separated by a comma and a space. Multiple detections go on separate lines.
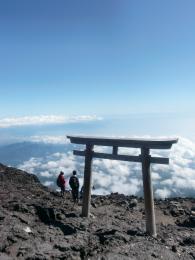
29, 135, 69, 144
40, 171, 53, 178
19, 157, 42, 173
43, 181, 54, 187
155, 188, 171, 199
18, 151, 80, 190
17, 136, 195, 199
0, 115, 103, 128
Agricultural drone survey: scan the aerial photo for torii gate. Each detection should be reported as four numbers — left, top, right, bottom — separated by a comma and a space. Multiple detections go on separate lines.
67, 135, 178, 237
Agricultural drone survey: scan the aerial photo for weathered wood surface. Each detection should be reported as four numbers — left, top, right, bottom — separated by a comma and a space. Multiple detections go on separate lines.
67, 135, 178, 149
73, 150, 169, 164
82, 144, 94, 217
141, 147, 156, 237
67, 135, 178, 237
112, 146, 118, 155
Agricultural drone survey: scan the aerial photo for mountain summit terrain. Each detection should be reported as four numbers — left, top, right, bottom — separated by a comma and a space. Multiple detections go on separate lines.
0, 163, 195, 260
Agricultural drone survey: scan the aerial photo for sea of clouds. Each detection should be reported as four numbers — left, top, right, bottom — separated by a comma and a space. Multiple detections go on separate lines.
17, 135, 195, 199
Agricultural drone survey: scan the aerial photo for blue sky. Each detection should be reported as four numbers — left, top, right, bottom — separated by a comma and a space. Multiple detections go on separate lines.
1, 1, 195, 198
0, 0, 195, 117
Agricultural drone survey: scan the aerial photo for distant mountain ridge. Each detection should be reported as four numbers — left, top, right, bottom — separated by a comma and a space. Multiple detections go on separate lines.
0, 141, 70, 166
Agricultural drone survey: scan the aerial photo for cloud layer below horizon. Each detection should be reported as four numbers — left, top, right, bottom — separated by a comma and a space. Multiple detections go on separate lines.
0, 115, 102, 128
18, 136, 195, 199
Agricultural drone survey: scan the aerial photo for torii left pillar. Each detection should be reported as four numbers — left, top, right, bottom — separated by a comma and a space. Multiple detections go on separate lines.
82, 144, 94, 217
67, 135, 178, 236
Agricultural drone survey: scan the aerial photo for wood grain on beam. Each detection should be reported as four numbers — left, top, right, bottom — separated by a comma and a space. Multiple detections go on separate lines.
73, 150, 169, 164
67, 135, 178, 149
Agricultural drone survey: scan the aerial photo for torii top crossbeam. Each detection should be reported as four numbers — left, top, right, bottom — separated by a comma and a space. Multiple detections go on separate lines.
67, 135, 178, 237
67, 135, 177, 149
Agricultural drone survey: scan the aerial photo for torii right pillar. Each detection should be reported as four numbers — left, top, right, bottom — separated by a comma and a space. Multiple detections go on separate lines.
141, 147, 156, 237
67, 135, 178, 237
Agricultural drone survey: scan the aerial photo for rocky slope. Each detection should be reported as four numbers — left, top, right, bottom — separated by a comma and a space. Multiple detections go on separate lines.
0, 163, 195, 260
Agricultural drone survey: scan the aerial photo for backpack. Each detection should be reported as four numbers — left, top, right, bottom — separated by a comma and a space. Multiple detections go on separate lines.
69, 176, 78, 189
56, 176, 61, 187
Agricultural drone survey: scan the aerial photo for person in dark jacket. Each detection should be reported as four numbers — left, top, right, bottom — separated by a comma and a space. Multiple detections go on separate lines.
69, 170, 79, 203
57, 171, 66, 197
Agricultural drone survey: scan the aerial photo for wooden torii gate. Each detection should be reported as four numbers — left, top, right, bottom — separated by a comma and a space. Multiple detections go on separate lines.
67, 135, 178, 237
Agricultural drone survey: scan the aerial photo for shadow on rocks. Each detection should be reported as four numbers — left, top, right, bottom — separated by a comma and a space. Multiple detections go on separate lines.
127, 229, 146, 236
177, 216, 195, 228
95, 229, 129, 245
64, 212, 78, 218
95, 229, 117, 245
35, 206, 77, 236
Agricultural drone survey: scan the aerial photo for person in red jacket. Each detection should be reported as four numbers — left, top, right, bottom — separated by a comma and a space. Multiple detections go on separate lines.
57, 171, 66, 197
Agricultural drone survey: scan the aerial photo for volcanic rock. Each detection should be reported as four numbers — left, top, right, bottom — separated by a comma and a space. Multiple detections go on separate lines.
0, 163, 195, 259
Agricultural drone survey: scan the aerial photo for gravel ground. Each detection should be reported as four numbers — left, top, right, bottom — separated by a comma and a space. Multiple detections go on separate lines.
0, 163, 195, 260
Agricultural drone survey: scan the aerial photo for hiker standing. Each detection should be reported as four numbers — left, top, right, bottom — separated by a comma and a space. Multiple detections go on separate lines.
69, 170, 79, 203
57, 171, 66, 197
